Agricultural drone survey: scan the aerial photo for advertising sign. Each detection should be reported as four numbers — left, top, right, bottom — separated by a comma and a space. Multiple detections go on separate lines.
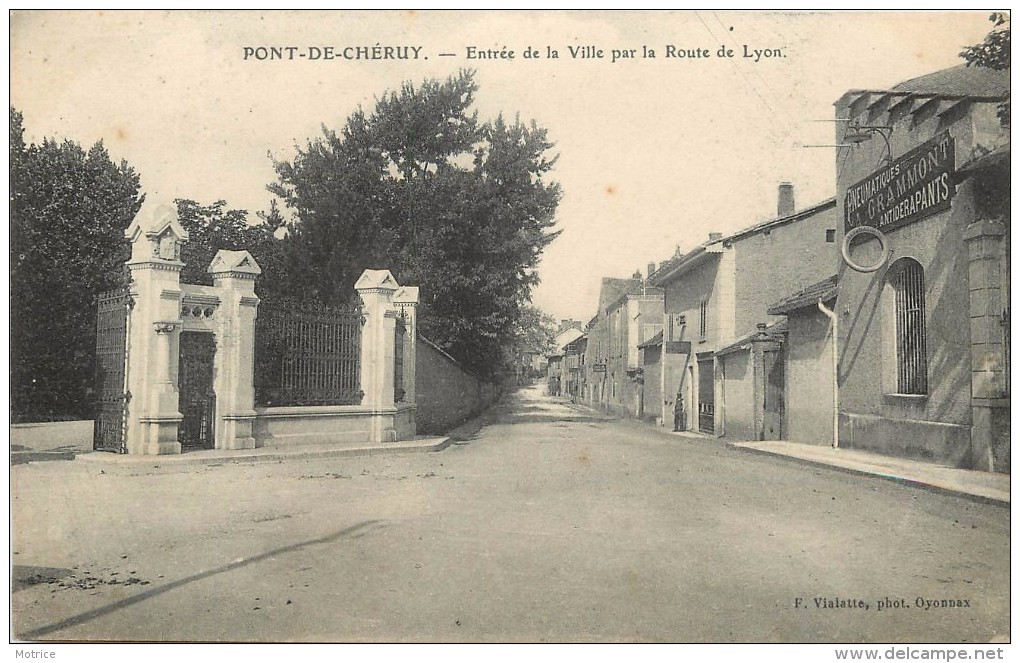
844, 132, 955, 232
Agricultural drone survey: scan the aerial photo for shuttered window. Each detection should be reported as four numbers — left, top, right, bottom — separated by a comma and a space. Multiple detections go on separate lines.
892, 260, 927, 395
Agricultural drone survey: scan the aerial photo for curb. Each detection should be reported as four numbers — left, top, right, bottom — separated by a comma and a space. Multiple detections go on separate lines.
729, 443, 1010, 507
68, 437, 452, 469
11, 451, 79, 465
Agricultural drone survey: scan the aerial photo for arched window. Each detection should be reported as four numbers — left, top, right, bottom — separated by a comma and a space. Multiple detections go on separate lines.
890, 259, 927, 394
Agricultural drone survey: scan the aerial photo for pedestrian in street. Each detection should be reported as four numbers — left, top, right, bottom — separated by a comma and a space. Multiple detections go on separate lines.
673, 391, 685, 432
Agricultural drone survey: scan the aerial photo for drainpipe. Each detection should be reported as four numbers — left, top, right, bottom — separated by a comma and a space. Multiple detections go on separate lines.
817, 299, 838, 449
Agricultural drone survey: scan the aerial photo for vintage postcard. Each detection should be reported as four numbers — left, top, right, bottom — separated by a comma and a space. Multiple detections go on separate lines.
8, 9, 1011, 657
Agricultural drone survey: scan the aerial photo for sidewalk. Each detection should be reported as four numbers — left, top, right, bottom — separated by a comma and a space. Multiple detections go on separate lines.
67, 436, 451, 470
727, 439, 1010, 506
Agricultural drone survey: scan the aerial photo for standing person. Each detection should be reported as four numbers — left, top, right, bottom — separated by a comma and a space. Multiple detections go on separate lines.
673, 390, 686, 432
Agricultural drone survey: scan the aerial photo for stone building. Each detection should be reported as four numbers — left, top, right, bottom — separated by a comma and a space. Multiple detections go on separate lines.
766, 275, 839, 446
562, 334, 588, 403
832, 64, 1009, 470
584, 274, 663, 418
648, 186, 837, 439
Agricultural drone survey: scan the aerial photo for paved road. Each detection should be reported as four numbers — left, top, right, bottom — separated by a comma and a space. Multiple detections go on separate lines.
11, 386, 1010, 643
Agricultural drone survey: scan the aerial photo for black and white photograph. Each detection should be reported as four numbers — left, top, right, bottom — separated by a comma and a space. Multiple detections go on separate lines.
8, 9, 1012, 656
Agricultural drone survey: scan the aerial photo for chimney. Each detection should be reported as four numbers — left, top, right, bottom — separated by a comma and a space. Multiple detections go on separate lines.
708, 232, 723, 242
632, 269, 643, 280
778, 182, 795, 217
647, 262, 656, 278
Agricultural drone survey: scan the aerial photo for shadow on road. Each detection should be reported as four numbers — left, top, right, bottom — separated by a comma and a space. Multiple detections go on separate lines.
18, 520, 385, 641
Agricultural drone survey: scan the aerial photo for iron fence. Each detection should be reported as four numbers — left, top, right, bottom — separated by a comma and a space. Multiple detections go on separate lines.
394, 315, 406, 403
255, 298, 364, 407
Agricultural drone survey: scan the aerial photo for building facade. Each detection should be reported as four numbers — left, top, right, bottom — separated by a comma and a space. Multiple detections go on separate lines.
562, 334, 587, 403
584, 275, 663, 418
767, 275, 839, 446
649, 187, 838, 440
833, 64, 1009, 470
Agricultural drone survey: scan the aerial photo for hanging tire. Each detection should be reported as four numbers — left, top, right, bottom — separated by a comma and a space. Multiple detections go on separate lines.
841, 225, 890, 273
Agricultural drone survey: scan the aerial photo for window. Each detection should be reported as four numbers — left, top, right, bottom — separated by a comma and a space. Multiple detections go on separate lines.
826, 229, 836, 243
891, 259, 927, 394
699, 298, 708, 340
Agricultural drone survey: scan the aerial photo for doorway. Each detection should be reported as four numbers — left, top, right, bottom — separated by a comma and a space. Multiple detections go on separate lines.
761, 347, 784, 440
697, 357, 715, 434
178, 332, 216, 450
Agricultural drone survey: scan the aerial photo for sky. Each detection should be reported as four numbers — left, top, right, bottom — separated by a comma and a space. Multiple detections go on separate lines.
10, 10, 997, 322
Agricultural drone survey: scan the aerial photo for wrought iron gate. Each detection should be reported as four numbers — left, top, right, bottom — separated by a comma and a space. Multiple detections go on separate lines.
394, 316, 406, 402
94, 288, 133, 453
178, 332, 216, 450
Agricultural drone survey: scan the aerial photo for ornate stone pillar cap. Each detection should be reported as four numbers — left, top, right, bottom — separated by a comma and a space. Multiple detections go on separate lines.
963, 218, 1007, 241
125, 201, 190, 263
355, 269, 399, 292
125, 201, 189, 243
208, 249, 262, 277
394, 286, 420, 305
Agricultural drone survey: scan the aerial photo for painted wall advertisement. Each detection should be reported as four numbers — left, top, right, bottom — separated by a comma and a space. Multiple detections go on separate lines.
844, 132, 956, 232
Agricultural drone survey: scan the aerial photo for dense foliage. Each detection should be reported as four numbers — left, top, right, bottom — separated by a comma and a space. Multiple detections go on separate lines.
961, 12, 1010, 125
11, 108, 143, 420
269, 70, 562, 378
174, 198, 288, 300
960, 12, 1010, 70
10, 70, 561, 421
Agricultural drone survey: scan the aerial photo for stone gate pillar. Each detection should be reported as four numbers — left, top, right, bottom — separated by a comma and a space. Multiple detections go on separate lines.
393, 286, 419, 406
355, 269, 399, 442
964, 218, 1009, 472
750, 322, 782, 441
209, 250, 261, 450
123, 203, 188, 455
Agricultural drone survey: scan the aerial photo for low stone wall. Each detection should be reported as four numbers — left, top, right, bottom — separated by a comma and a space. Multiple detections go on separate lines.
416, 335, 500, 435
253, 404, 417, 448
11, 420, 93, 452
838, 412, 972, 468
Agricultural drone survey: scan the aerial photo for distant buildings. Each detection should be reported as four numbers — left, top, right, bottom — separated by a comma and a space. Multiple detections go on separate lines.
647, 187, 837, 439
545, 319, 585, 396
556, 62, 1009, 474
583, 274, 663, 417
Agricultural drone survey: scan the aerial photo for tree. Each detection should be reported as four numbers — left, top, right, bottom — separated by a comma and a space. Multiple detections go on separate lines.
507, 304, 558, 381
961, 12, 1010, 124
174, 198, 287, 301
269, 70, 562, 379
961, 12, 1010, 70
11, 108, 143, 420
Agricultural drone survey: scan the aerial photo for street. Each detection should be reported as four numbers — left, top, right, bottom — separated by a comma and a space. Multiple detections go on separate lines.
11, 385, 1010, 643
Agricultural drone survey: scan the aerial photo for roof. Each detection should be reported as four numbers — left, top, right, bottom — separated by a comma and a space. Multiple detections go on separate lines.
649, 197, 835, 287
723, 198, 836, 245
715, 320, 788, 357
597, 277, 639, 312
637, 330, 663, 349
767, 275, 838, 315
891, 64, 1009, 98
555, 326, 584, 350
563, 335, 588, 353
647, 243, 715, 287
837, 64, 1010, 109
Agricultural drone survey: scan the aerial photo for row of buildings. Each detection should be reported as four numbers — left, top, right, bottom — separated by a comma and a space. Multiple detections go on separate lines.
546, 63, 1010, 473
